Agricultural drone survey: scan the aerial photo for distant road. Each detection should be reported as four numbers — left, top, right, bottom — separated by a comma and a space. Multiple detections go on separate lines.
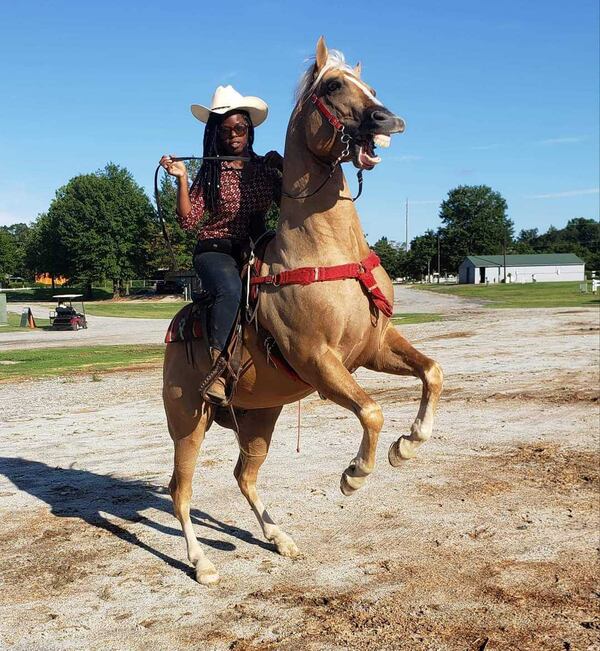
394, 285, 484, 313
1, 288, 480, 350
0, 303, 170, 350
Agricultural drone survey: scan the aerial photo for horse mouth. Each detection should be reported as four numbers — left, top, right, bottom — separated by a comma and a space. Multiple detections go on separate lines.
353, 134, 391, 170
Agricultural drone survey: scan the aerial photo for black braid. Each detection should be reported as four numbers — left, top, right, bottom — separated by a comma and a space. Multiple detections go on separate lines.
190, 110, 257, 215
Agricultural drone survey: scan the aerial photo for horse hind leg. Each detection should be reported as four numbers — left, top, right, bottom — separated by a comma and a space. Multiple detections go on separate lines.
232, 407, 300, 558
369, 325, 443, 466
164, 379, 219, 585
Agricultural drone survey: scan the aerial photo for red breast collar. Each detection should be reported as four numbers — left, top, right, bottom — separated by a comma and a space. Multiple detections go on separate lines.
250, 250, 393, 318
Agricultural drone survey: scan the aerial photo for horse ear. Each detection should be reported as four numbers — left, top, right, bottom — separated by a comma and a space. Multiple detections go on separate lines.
315, 36, 328, 71
353, 62, 362, 78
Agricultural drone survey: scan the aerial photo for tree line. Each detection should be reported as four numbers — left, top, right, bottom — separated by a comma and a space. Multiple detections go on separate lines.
372, 185, 599, 280
0, 165, 597, 294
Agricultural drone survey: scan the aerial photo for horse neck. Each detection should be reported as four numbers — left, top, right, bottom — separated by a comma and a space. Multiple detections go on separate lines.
273, 116, 370, 267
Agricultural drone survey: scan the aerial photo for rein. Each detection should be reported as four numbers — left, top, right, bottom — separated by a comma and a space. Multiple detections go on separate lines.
281, 94, 363, 202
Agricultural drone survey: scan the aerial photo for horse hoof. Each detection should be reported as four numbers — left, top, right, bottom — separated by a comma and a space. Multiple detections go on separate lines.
388, 438, 417, 467
195, 560, 220, 586
340, 471, 365, 496
273, 533, 301, 558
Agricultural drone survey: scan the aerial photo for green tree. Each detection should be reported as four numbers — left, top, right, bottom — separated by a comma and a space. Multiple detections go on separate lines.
25, 212, 67, 288
0, 229, 19, 279
372, 237, 405, 279
439, 185, 514, 272
151, 159, 203, 271
405, 230, 438, 280
0, 223, 31, 279
46, 163, 155, 297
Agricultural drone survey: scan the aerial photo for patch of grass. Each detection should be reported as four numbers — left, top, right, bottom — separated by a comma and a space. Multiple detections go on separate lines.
85, 302, 188, 319
0, 311, 51, 332
5, 286, 112, 302
415, 281, 600, 308
392, 312, 443, 325
0, 344, 166, 381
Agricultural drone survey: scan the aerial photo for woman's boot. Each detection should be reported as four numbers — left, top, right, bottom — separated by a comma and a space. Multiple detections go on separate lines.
206, 348, 227, 403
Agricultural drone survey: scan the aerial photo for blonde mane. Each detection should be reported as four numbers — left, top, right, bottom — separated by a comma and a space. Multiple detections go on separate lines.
293, 49, 355, 113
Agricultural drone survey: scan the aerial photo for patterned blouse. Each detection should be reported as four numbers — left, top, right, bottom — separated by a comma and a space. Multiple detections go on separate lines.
178, 157, 282, 241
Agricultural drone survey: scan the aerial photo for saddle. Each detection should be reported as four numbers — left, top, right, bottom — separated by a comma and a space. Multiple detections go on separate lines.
164, 232, 304, 406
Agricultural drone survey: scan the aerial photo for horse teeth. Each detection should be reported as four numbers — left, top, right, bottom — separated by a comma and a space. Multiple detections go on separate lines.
373, 134, 391, 148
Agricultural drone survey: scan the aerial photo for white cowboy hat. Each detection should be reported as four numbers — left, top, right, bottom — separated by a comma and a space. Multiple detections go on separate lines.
191, 85, 268, 127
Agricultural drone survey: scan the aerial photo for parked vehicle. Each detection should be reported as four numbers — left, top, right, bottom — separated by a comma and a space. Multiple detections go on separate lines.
49, 294, 87, 331
155, 280, 184, 295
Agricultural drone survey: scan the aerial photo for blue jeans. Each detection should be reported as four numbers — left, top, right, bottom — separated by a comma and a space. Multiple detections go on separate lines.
193, 251, 242, 352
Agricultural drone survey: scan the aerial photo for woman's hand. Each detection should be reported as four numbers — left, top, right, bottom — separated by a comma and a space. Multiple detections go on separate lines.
264, 150, 283, 172
159, 155, 188, 180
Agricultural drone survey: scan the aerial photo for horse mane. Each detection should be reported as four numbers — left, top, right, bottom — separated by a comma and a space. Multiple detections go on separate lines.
293, 49, 354, 116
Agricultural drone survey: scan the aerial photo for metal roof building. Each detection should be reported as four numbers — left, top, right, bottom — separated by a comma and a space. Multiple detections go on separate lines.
458, 253, 585, 284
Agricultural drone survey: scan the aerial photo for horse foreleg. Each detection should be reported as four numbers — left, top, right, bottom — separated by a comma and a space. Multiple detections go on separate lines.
369, 325, 443, 466
302, 349, 384, 496
234, 407, 300, 558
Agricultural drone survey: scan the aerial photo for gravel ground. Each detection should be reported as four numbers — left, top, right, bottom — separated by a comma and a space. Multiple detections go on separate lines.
0, 292, 598, 650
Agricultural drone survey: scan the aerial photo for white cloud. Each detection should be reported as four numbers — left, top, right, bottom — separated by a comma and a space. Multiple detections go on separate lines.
536, 136, 586, 145
389, 154, 424, 162
470, 143, 503, 150
527, 188, 599, 199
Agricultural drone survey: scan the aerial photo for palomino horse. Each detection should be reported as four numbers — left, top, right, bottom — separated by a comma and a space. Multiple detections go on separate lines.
163, 37, 443, 584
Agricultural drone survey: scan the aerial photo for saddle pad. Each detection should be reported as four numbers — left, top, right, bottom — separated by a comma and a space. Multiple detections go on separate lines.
165, 304, 203, 344
164, 303, 306, 385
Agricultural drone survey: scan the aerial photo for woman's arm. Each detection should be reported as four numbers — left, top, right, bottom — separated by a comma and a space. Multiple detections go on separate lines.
159, 154, 196, 221
176, 175, 192, 218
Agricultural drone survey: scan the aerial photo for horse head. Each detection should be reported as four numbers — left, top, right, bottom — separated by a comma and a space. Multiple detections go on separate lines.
293, 36, 405, 171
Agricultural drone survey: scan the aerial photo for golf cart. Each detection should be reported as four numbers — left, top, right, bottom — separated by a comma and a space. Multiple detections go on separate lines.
49, 294, 88, 331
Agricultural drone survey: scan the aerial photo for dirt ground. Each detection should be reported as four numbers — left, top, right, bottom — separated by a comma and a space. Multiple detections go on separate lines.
0, 291, 598, 650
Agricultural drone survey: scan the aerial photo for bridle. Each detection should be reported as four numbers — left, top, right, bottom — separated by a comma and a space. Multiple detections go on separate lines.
281, 93, 363, 202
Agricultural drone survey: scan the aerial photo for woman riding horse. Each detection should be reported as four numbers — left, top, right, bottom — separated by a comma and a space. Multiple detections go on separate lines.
163, 39, 443, 585
160, 85, 283, 403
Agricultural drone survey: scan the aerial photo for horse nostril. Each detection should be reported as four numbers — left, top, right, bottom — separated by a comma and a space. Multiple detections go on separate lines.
371, 110, 389, 122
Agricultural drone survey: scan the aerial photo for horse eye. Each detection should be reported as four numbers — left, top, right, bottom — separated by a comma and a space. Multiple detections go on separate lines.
327, 80, 342, 93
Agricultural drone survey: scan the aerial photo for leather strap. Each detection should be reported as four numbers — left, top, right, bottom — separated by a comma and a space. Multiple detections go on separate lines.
310, 93, 344, 131
250, 250, 393, 318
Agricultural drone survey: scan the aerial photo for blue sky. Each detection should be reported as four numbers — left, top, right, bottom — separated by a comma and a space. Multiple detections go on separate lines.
0, 0, 598, 244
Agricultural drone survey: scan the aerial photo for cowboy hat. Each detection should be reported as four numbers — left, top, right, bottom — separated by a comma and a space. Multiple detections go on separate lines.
191, 85, 268, 127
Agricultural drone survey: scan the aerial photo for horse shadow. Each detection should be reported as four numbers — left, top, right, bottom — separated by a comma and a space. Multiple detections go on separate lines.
0, 457, 273, 577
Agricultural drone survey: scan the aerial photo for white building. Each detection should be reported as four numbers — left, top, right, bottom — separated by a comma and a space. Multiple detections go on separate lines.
458, 253, 585, 284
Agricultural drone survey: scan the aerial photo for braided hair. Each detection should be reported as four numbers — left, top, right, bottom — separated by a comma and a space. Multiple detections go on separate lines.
191, 110, 257, 214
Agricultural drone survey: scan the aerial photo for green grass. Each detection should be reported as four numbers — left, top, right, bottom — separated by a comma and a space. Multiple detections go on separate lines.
0, 311, 51, 332
392, 312, 443, 325
85, 301, 188, 319
0, 344, 166, 381
5, 286, 112, 302
415, 281, 600, 308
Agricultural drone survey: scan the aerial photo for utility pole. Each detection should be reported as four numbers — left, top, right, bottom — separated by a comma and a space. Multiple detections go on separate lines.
503, 236, 507, 283
437, 235, 441, 283
405, 198, 409, 252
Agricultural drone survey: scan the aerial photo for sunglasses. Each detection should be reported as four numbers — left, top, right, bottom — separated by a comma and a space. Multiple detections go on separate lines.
218, 124, 249, 138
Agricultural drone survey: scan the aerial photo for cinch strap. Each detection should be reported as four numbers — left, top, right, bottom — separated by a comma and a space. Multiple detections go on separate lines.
250, 250, 393, 318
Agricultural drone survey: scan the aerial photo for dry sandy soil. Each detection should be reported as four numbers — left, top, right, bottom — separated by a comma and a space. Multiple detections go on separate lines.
0, 290, 598, 650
